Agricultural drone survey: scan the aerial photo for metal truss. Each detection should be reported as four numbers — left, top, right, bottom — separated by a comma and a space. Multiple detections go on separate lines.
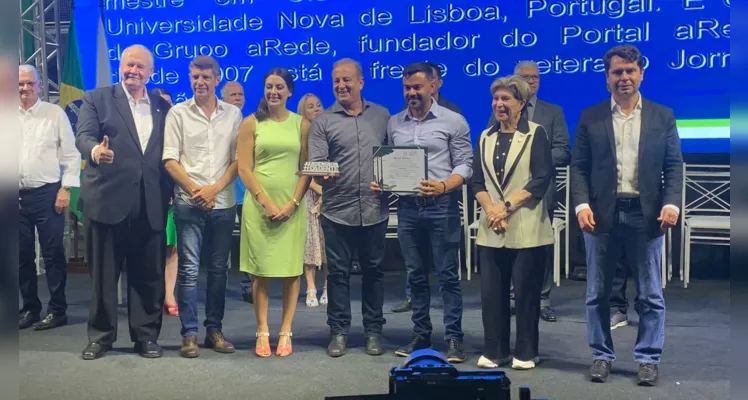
19, 0, 64, 103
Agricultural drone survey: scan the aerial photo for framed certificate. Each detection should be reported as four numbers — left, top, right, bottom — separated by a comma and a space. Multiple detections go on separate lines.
373, 146, 428, 193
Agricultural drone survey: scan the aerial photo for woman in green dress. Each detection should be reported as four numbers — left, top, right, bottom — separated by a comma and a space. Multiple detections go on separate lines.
237, 68, 311, 358
154, 87, 179, 317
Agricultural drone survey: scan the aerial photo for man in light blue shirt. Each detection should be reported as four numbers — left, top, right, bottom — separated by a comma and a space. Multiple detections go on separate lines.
372, 62, 472, 363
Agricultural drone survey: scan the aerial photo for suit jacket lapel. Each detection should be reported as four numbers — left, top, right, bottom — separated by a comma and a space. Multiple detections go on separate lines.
604, 107, 617, 168
638, 99, 652, 166
480, 132, 505, 201
113, 84, 143, 154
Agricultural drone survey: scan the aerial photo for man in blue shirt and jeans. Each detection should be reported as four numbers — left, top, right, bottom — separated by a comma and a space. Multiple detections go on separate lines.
372, 62, 473, 363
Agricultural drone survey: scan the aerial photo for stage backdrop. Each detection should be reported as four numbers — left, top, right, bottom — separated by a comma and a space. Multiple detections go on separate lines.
76, 0, 730, 153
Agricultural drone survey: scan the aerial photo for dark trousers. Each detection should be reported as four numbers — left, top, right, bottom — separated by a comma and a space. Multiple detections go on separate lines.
397, 195, 463, 342
511, 208, 554, 308
19, 182, 67, 316
85, 187, 165, 345
321, 216, 387, 336
610, 254, 631, 314
584, 200, 665, 364
479, 245, 548, 361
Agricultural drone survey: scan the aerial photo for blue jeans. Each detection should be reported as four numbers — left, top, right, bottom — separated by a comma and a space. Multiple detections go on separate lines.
584, 205, 665, 364
397, 194, 463, 342
174, 199, 236, 338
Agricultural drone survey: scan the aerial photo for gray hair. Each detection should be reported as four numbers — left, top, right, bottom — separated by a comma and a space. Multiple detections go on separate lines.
121, 44, 154, 66
220, 81, 243, 98
19, 64, 40, 81
332, 58, 363, 79
514, 61, 539, 74
490, 75, 531, 104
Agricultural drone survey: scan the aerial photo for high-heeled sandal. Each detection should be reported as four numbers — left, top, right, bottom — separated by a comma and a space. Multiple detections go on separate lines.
306, 289, 319, 308
276, 332, 293, 357
319, 287, 328, 305
255, 332, 272, 358
164, 303, 179, 317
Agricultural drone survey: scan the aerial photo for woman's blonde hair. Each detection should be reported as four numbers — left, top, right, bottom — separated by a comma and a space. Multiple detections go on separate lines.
297, 93, 322, 118
489, 75, 531, 104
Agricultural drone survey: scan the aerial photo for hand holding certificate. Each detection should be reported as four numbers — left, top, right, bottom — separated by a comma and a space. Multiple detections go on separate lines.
372, 146, 428, 193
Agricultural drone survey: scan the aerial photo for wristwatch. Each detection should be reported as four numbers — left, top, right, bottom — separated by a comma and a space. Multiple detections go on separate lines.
292, 198, 301, 207
504, 200, 513, 213
61, 186, 71, 192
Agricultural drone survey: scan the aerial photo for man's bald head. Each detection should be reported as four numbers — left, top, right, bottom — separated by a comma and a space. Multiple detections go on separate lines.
221, 81, 245, 110
120, 44, 154, 95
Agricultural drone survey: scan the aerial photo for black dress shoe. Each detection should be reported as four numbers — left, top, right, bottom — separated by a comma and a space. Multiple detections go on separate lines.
81, 342, 112, 360
589, 360, 612, 382
571, 268, 587, 281
540, 306, 557, 322
391, 298, 412, 313
365, 335, 385, 356
327, 334, 348, 357
446, 339, 466, 363
32, 314, 68, 331
350, 260, 362, 275
134, 341, 163, 358
395, 335, 432, 357
19, 311, 40, 329
637, 363, 658, 386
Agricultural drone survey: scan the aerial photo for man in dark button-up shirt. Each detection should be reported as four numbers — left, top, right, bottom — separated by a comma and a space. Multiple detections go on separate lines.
308, 58, 390, 358
372, 62, 473, 363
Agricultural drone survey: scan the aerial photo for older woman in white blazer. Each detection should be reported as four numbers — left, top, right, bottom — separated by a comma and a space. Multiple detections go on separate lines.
471, 75, 553, 370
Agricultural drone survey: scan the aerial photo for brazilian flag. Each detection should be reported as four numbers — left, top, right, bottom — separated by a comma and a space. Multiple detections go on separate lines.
60, 11, 85, 222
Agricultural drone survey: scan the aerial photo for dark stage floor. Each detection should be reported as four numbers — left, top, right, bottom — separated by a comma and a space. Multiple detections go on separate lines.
19, 268, 729, 400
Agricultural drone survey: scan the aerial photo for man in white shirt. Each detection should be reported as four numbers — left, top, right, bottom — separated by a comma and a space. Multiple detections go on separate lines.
571, 45, 683, 386
163, 55, 241, 358
18, 64, 80, 331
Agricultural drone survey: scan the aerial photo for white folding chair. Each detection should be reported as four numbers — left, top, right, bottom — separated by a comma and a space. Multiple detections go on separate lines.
552, 167, 570, 286
385, 193, 399, 240
680, 164, 730, 288
457, 185, 468, 280
465, 198, 481, 276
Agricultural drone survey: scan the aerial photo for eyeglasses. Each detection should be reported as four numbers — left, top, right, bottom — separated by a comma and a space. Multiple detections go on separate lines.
520, 74, 539, 82
19, 81, 38, 87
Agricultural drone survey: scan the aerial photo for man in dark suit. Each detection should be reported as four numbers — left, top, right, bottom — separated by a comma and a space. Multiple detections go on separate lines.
75, 44, 173, 360
486, 61, 571, 322
570, 45, 682, 386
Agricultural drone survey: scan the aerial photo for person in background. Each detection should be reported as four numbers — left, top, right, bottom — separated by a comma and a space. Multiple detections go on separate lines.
163, 55, 241, 358
297, 93, 328, 308
219, 81, 253, 303
372, 62, 472, 362
18, 64, 80, 331
391, 61, 463, 314
76, 45, 173, 360
308, 58, 390, 358
152, 87, 179, 317
472, 75, 553, 371
571, 45, 683, 386
486, 61, 571, 322
237, 68, 311, 358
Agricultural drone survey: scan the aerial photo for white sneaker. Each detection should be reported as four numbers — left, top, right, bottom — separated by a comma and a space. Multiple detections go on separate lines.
477, 355, 512, 369
511, 357, 540, 370
610, 312, 628, 330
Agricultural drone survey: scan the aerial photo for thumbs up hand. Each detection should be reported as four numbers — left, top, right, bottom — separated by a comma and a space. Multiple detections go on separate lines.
94, 135, 114, 164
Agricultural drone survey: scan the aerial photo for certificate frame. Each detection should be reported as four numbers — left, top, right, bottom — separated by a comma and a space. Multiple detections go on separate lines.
373, 146, 428, 193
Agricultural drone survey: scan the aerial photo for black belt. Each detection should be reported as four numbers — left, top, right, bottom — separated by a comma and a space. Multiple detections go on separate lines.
615, 197, 640, 210
399, 194, 445, 206
19, 182, 60, 195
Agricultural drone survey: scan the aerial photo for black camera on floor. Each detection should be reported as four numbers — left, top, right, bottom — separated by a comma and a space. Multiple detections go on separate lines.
325, 349, 546, 400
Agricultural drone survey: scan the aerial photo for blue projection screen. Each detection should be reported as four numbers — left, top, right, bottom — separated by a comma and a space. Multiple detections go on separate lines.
87, 0, 730, 153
